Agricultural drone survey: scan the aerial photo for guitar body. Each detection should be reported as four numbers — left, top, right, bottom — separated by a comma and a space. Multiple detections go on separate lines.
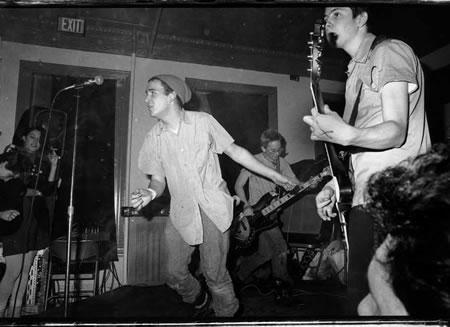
308, 21, 352, 285
231, 167, 331, 251
232, 192, 280, 250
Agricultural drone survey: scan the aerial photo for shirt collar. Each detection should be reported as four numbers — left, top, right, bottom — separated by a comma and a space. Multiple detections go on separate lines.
156, 109, 192, 135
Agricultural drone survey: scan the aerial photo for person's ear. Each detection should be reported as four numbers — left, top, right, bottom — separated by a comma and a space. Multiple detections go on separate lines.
358, 11, 368, 29
168, 92, 176, 103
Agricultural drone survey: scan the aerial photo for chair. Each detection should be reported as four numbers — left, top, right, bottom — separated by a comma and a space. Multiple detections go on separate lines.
44, 237, 100, 310
281, 193, 334, 280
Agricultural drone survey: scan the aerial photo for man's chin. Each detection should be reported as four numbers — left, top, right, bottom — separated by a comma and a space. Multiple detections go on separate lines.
150, 111, 162, 119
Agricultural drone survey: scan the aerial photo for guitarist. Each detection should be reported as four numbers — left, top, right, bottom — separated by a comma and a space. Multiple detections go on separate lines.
303, 7, 431, 309
233, 129, 299, 302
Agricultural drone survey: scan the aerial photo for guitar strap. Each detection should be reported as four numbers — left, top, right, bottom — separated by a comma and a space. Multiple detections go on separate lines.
348, 35, 387, 127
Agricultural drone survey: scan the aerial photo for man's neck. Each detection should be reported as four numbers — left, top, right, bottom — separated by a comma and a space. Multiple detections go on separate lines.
345, 30, 369, 59
262, 153, 279, 166
160, 106, 183, 133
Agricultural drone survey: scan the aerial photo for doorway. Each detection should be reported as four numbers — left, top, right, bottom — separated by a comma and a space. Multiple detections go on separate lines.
16, 60, 130, 261
186, 78, 277, 194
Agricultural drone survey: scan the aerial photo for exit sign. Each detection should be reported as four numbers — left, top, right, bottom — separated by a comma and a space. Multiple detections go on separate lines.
57, 17, 85, 35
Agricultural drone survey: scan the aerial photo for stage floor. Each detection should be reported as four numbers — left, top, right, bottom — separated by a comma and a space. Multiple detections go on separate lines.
32, 279, 355, 322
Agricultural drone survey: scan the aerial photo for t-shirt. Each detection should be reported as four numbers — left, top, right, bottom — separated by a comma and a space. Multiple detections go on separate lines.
343, 34, 431, 206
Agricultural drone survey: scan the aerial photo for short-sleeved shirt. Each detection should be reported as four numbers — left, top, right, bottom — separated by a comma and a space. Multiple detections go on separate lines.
344, 34, 431, 206
138, 110, 235, 245
240, 153, 297, 206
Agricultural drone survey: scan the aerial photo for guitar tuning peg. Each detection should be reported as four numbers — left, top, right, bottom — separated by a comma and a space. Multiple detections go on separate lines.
306, 68, 312, 72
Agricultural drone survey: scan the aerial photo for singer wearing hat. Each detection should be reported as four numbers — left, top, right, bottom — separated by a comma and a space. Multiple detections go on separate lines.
130, 74, 296, 318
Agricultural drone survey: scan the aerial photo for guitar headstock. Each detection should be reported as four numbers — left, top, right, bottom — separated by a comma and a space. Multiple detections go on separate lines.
307, 20, 325, 84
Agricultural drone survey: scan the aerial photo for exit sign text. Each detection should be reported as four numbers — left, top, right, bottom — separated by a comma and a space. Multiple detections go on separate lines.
58, 17, 85, 35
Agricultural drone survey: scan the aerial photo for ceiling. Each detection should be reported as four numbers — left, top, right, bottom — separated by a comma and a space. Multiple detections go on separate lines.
84, 5, 450, 56
1, 4, 450, 80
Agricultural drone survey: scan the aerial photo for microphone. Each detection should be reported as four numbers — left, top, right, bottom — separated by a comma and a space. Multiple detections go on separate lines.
63, 75, 104, 90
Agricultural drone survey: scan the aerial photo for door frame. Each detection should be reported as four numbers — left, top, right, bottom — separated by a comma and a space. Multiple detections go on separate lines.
16, 60, 130, 251
186, 78, 278, 129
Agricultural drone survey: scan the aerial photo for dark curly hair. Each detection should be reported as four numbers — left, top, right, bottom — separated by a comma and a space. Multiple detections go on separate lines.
13, 126, 46, 149
0, 148, 29, 175
365, 143, 450, 317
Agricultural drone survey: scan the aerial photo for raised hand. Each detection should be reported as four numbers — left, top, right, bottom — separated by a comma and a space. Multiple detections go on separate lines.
47, 148, 60, 167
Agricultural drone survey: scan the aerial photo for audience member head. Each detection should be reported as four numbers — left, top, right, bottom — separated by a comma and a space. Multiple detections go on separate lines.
0, 149, 28, 181
359, 143, 450, 317
15, 126, 45, 155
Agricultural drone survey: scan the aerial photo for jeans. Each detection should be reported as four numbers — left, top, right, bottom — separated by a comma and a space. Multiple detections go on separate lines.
236, 226, 291, 283
163, 209, 239, 317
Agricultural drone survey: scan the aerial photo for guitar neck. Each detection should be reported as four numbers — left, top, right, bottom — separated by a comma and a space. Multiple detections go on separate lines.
260, 175, 322, 217
310, 84, 352, 206
311, 80, 325, 115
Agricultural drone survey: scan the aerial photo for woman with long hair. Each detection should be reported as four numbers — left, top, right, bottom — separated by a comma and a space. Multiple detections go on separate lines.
0, 127, 59, 317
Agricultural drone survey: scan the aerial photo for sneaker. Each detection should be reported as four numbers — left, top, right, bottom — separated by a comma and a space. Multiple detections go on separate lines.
193, 289, 214, 318
193, 306, 215, 319
193, 289, 210, 310
273, 279, 294, 305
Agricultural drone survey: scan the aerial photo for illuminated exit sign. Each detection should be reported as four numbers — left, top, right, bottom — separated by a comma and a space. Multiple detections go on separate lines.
57, 17, 85, 35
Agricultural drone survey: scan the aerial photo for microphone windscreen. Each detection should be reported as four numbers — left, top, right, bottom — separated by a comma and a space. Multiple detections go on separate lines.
94, 75, 104, 85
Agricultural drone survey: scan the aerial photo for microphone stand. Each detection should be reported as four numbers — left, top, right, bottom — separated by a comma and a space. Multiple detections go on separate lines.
63, 86, 82, 317
47, 79, 100, 317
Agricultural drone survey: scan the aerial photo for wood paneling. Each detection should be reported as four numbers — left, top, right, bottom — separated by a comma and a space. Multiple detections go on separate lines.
127, 216, 167, 285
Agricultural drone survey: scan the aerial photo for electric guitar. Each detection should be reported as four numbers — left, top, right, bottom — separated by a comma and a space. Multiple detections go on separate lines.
232, 166, 330, 249
308, 21, 352, 285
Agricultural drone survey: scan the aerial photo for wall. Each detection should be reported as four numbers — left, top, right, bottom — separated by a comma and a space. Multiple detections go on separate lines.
0, 40, 344, 283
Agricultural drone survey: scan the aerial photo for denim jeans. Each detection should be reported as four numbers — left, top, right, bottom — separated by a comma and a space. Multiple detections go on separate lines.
163, 209, 239, 317
236, 226, 290, 283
